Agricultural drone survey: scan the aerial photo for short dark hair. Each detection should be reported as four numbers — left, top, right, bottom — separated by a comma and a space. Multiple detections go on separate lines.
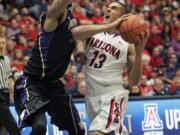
116, 2, 129, 15
48, 0, 54, 4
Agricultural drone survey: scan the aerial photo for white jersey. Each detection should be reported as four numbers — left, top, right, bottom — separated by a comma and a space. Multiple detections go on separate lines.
85, 32, 129, 96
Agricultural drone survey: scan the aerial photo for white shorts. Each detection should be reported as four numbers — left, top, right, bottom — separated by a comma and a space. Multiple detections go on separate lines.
85, 90, 129, 135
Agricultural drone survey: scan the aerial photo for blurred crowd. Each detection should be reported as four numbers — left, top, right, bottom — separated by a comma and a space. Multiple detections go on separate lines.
0, 0, 179, 100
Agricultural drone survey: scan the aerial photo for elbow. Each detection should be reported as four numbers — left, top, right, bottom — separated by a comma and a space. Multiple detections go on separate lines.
128, 77, 140, 86
129, 80, 139, 87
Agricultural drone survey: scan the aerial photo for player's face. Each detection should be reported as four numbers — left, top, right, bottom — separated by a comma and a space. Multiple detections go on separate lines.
0, 37, 6, 55
104, 2, 123, 23
0, 37, 6, 50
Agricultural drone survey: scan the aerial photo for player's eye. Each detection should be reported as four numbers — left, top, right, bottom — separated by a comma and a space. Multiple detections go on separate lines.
111, 6, 117, 10
105, 6, 109, 10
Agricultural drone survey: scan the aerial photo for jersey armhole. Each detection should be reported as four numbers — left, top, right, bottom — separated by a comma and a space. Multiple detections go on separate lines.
41, 13, 66, 34
86, 37, 92, 45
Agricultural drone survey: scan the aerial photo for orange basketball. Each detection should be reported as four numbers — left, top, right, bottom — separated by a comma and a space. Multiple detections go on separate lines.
119, 14, 149, 44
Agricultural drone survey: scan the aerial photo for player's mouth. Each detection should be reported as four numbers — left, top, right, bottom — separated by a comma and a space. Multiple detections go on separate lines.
104, 14, 110, 19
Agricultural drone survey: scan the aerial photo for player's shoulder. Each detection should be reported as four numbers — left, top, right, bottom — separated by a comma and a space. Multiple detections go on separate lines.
4, 55, 9, 60
4, 56, 10, 63
92, 32, 106, 38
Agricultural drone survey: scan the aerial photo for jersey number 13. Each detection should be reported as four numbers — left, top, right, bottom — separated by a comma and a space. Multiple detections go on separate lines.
89, 51, 107, 68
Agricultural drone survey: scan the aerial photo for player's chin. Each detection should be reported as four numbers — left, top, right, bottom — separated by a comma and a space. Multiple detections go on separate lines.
103, 18, 111, 23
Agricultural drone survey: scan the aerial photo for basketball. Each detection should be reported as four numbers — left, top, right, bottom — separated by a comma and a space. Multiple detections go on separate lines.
119, 14, 149, 44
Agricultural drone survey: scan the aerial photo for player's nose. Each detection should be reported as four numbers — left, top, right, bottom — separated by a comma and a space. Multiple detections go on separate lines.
106, 8, 111, 12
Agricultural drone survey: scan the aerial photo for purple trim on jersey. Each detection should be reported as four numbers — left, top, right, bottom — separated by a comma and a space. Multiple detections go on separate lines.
38, 15, 55, 77
38, 31, 54, 66
18, 110, 30, 129
14, 75, 30, 129
15, 75, 27, 108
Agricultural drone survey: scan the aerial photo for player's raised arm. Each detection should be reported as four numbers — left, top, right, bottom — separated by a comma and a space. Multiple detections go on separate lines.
44, 0, 71, 32
127, 31, 149, 88
72, 14, 129, 40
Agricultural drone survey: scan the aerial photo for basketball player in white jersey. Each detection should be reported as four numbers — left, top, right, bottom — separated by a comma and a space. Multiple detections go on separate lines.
84, 2, 149, 135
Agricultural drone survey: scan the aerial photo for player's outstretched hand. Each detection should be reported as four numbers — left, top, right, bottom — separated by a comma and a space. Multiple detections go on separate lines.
109, 14, 131, 32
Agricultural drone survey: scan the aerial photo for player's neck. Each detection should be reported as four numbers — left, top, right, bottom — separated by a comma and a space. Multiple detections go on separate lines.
0, 49, 5, 56
108, 30, 120, 35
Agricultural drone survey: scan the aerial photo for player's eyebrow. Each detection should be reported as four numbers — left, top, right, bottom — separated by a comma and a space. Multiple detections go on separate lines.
111, 6, 118, 10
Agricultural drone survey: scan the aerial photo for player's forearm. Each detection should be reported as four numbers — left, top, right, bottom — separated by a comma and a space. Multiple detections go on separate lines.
128, 52, 143, 87
72, 24, 112, 40
47, 0, 71, 20
9, 77, 14, 94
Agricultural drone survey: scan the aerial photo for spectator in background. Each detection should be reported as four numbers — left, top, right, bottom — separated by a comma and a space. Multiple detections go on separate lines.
152, 15, 163, 32
153, 78, 171, 96
158, 71, 174, 86
77, 72, 85, 84
147, 67, 159, 86
159, 63, 167, 73
0, 3, 8, 21
175, 69, 180, 79
146, 24, 162, 52
64, 64, 78, 96
23, 0, 47, 20
6, 38, 16, 59
163, 46, 175, 65
19, 24, 30, 38
14, 34, 26, 50
142, 51, 152, 79
122, 75, 129, 89
174, 78, 180, 95
9, 8, 19, 19
161, 23, 172, 46
166, 54, 179, 79
7, 19, 20, 39
86, 2, 95, 18
72, 4, 82, 22
78, 8, 93, 25
23, 55, 29, 66
18, 7, 35, 28
11, 49, 24, 73
91, 7, 103, 24
0, 24, 6, 37
157, 62, 177, 93
139, 75, 153, 96
28, 23, 38, 41
170, 31, 180, 58
150, 47, 163, 68
23, 38, 34, 56
129, 85, 140, 96
78, 80, 86, 97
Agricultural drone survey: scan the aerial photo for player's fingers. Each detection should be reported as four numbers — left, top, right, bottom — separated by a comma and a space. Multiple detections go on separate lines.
145, 29, 150, 38
139, 31, 144, 40
117, 18, 127, 26
121, 13, 132, 18
136, 35, 141, 43
118, 14, 132, 22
